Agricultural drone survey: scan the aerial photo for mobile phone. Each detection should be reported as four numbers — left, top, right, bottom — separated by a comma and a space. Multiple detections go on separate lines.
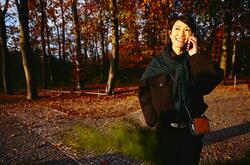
186, 41, 192, 51
186, 37, 193, 51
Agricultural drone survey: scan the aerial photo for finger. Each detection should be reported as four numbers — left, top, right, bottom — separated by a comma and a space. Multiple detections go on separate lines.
189, 38, 196, 46
190, 36, 197, 40
189, 36, 197, 42
189, 37, 197, 46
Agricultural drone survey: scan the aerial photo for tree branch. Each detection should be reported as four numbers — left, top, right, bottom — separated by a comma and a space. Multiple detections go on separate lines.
14, 0, 20, 13
3, 0, 9, 14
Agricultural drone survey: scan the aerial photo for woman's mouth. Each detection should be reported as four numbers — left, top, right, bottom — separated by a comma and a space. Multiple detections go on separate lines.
176, 38, 185, 42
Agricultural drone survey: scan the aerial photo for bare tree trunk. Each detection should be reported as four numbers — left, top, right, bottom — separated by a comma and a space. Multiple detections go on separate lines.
60, 0, 66, 84
100, 38, 106, 79
94, 37, 99, 61
45, 18, 54, 85
220, 36, 227, 79
83, 35, 88, 62
82, 6, 88, 63
99, 9, 106, 79
40, 0, 48, 89
52, 16, 62, 62
230, 41, 237, 78
15, 0, 37, 99
220, 0, 232, 81
71, 0, 84, 89
0, 0, 12, 94
106, 0, 119, 95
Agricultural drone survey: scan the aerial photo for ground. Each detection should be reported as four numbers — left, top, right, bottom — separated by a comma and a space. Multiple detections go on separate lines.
0, 86, 139, 119
0, 84, 249, 164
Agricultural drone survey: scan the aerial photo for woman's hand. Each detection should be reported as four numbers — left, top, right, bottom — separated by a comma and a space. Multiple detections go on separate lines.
187, 36, 198, 56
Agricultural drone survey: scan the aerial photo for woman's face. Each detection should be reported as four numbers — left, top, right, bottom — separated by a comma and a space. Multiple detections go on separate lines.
169, 20, 193, 49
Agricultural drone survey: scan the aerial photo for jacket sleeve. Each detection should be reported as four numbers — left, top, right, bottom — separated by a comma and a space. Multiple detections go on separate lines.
138, 79, 157, 127
188, 53, 224, 95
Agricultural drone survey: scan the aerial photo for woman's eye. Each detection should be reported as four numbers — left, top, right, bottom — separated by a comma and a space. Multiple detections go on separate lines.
174, 27, 180, 30
185, 29, 191, 32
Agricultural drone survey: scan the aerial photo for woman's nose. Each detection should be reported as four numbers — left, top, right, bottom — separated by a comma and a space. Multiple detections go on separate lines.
178, 30, 185, 36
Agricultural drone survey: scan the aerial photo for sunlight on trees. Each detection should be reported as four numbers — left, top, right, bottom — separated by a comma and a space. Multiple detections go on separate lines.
0, 0, 249, 97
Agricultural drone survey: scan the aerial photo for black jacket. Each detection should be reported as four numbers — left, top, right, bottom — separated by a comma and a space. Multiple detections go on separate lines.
138, 52, 224, 127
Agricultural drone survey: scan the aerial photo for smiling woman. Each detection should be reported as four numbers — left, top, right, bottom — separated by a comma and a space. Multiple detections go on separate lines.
168, 15, 197, 56
169, 20, 193, 53
138, 14, 224, 165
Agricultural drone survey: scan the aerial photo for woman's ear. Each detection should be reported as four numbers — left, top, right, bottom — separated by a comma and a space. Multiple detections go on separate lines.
168, 30, 172, 38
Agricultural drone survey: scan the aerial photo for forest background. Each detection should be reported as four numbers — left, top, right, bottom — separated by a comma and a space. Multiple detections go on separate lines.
0, 0, 249, 99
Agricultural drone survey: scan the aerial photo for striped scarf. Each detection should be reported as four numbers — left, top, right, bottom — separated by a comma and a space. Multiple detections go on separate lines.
141, 46, 190, 116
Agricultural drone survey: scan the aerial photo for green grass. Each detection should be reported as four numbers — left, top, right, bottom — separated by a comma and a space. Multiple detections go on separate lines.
64, 121, 157, 162
64, 121, 250, 164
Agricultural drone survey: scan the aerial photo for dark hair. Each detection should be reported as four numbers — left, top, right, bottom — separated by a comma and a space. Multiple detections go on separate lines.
169, 15, 196, 33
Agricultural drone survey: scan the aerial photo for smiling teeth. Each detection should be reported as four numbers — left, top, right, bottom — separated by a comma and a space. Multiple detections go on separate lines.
176, 38, 184, 42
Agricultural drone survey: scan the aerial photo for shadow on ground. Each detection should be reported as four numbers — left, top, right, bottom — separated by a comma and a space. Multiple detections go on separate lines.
204, 121, 250, 145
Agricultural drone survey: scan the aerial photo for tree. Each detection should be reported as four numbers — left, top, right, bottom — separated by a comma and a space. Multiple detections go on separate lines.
71, 0, 84, 89
45, 5, 54, 86
97, 1, 109, 79
220, 0, 232, 80
60, 0, 66, 84
0, 0, 12, 94
50, 6, 62, 62
106, 0, 119, 94
15, 0, 37, 99
44, 0, 54, 85
40, 0, 48, 89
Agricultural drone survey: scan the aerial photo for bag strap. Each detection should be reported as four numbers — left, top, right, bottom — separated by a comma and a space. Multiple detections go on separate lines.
184, 103, 193, 122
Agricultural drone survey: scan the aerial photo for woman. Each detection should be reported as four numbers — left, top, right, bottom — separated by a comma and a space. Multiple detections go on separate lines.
138, 15, 223, 165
